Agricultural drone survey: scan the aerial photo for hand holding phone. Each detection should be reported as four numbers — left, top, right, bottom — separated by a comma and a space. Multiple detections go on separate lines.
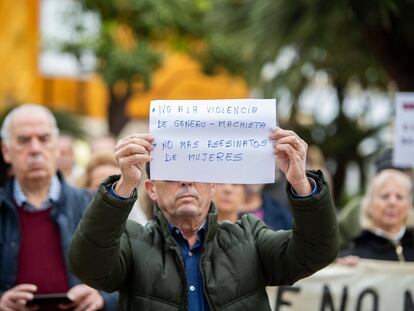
26, 293, 73, 307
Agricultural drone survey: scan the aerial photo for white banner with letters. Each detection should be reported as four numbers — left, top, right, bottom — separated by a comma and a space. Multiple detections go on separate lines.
267, 259, 414, 311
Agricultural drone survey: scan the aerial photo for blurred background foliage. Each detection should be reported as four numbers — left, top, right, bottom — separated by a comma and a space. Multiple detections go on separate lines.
58, 0, 208, 136
196, 0, 414, 202
55, 0, 414, 204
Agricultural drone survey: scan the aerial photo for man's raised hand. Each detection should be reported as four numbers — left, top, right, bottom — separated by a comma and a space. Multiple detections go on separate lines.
114, 134, 154, 197
270, 128, 312, 196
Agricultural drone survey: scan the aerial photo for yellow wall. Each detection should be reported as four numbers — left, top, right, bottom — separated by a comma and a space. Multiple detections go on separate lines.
0, 1, 249, 118
0, 0, 42, 105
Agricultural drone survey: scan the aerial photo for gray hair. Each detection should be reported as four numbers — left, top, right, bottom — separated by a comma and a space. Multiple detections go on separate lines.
361, 169, 414, 229
1, 104, 59, 146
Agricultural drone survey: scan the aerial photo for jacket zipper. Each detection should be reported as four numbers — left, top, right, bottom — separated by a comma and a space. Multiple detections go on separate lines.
200, 247, 215, 311
393, 241, 406, 262
170, 243, 189, 311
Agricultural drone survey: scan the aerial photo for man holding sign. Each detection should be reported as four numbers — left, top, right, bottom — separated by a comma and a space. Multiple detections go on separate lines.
69, 100, 338, 310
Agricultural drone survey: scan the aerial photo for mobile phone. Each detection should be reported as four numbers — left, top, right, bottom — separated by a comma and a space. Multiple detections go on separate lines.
26, 293, 73, 306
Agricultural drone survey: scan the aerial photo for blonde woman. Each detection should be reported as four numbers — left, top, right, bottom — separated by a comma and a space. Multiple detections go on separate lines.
341, 169, 414, 262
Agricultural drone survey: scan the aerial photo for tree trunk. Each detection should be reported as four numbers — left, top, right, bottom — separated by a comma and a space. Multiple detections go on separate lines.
76, 80, 87, 114
333, 158, 347, 203
332, 80, 348, 202
107, 86, 132, 137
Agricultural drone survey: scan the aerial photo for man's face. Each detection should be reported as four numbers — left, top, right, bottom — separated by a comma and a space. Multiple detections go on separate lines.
213, 183, 245, 215
145, 180, 215, 222
2, 110, 59, 184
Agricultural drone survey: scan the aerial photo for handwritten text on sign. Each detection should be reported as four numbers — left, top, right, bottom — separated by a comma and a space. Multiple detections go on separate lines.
149, 99, 277, 183
394, 92, 414, 167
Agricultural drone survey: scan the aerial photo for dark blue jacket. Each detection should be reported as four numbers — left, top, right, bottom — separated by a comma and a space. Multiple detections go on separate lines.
0, 174, 118, 310
239, 193, 293, 231
261, 193, 292, 231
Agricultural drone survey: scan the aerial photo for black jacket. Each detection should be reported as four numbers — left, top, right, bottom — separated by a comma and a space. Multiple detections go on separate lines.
342, 229, 414, 261
69, 171, 339, 310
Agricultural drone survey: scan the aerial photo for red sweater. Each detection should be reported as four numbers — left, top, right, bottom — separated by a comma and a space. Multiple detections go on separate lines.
16, 208, 69, 294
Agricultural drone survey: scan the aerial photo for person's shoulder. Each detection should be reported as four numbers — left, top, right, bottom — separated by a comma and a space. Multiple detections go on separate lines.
0, 186, 5, 205
350, 230, 389, 249
125, 219, 152, 234
353, 230, 375, 241
57, 178, 93, 216
340, 231, 371, 257
124, 219, 162, 245
237, 213, 269, 230
404, 228, 414, 236
0, 179, 15, 207
402, 228, 414, 244
219, 214, 267, 238
216, 220, 248, 249
60, 177, 93, 200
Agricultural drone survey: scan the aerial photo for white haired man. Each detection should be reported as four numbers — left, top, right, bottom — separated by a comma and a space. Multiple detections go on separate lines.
0, 104, 117, 311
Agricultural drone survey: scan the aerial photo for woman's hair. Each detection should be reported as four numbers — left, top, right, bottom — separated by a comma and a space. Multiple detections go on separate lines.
80, 152, 155, 220
360, 169, 413, 229
78, 152, 119, 188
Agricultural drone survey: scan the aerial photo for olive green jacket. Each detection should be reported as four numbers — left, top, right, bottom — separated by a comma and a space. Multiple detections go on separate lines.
69, 171, 338, 310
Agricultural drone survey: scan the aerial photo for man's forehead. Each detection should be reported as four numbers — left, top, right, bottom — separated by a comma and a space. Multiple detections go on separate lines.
12, 124, 54, 138
11, 112, 54, 135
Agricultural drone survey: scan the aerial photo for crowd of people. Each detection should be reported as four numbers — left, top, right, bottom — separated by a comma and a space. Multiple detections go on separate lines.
0, 103, 412, 310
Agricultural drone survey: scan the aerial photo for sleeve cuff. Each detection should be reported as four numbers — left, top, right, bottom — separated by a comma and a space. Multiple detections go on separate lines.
109, 182, 134, 200
290, 177, 318, 198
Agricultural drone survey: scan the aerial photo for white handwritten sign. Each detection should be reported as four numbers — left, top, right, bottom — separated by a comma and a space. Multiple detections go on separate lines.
149, 99, 277, 183
266, 260, 414, 311
394, 92, 414, 167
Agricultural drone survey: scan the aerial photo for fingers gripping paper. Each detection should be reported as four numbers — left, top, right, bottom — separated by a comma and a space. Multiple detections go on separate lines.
149, 99, 277, 183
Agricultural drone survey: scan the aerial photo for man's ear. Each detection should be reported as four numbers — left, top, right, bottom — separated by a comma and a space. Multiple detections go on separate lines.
1, 143, 12, 164
144, 180, 157, 201
55, 142, 61, 159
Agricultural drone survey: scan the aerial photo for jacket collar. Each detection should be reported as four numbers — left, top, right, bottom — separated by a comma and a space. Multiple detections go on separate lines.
154, 202, 218, 245
13, 174, 61, 211
358, 229, 414, 246
1, 171, 68, 212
